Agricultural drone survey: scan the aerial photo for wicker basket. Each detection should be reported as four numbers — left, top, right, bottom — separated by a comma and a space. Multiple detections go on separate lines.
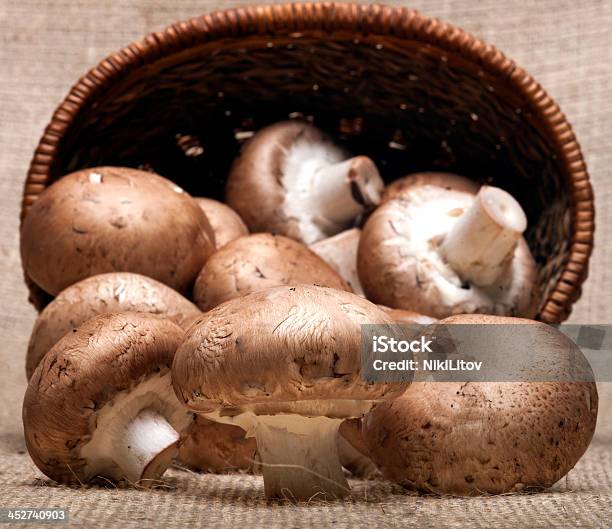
20, 2, 594, 323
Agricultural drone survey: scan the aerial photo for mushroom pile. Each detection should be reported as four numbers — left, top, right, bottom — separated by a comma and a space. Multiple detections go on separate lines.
20, 120, 597, 500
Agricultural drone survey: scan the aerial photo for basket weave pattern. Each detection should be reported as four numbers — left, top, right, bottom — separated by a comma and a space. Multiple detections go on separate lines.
20, 2, 594, 323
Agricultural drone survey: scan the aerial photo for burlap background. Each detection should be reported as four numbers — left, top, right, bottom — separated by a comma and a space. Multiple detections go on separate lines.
1, 1, 611, 527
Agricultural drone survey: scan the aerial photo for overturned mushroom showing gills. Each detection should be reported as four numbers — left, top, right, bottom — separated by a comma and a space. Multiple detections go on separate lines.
310, 228, 364, 296
23, 313, 192, 486
25, 272, 201, 379
192, 233, 351, 311
226, 121, 384, 244
172, 285, 408, 500
362, 314, 598, 495
20, 166, 215, 296
194, 197, 249, 248
358, 172, 540, 319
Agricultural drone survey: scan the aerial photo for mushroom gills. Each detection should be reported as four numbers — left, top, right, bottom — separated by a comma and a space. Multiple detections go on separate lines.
440, 186, 527, 287
80, 374, 191, 486
209, 411, 349, 500
310, 228, 364, 296
283, 139, 383, 243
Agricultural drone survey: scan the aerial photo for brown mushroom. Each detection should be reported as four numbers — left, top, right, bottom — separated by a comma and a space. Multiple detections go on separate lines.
194, 197, 249, 248
21, 166, 215, 296
361, 314, 598, 495
226, 121, 384, 244
358, 172, 540, 319
23, 313, 193, 486
310, 228, 364, 296
25, 272, 201, 380
178, 416, 257, 474
378, 306, 438, 325
192, 233, 351, 311
172, 285, 409, 500
337, 418, 380, 479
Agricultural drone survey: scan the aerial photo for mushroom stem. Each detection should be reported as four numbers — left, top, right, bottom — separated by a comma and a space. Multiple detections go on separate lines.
313, 156, 383, 226
253, 414, 349, 500
440, 186, 527, 287
114, 409, 179, 485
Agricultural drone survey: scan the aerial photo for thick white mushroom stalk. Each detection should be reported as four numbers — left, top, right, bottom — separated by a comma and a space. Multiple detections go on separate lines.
80, 375, 190, 486
283, 140, 384, 243
205, 401, 377, 500
440, 185, 528, 286
255, 415, 348, 500
115, 410, 179, 484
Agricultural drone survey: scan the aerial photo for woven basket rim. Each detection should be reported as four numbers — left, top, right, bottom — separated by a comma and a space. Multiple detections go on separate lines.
21, 1, 595, 323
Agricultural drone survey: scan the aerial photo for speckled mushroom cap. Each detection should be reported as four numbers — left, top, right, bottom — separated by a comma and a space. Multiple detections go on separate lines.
358, 172, 540, 319
192, 233, 351, 311
362, 314, 598, 495
173, 285, 407, 415
193, 197, 248, 249
23, 312, 188, 484
382, 172, 479, 203
25, 272, 201, 379
20, 166, 215, 296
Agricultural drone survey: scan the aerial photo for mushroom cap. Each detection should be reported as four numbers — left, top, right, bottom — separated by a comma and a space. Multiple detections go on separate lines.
225, 120, 347, 242
358, 172, 539, 318
20, 166, 215, 296
178, 416, 256, 473
23, 312, 186, 484
173, 285, 407, 416
193, 197, 249, 248
383, 172, 479, 202
26, 272, 201, 379
310, 228, 364, 296
377, 306, 438, 325
362, 314, 598, 495
192, 233, 351, 311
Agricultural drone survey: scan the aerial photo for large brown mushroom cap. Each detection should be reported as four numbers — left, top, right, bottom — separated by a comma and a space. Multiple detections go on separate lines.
194, 197, 249, 248
192, 233, 351, 311
362, 315, 598, 495
25, 272, 201, 380
358, 172, 540, 319
20, 166, 215, 296
23, 312, 190, 484
175, 285, 405, 412
226, 121, 383, 244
